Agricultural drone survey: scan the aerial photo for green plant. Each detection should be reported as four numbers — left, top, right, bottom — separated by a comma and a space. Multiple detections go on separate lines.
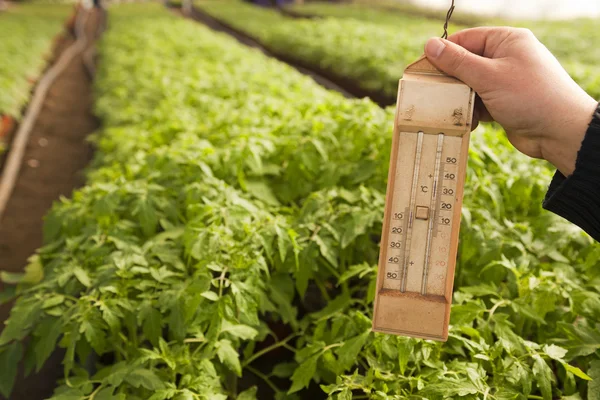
0, 3, 72, 117
1, 4, 599, 400
198, 1, 600, 100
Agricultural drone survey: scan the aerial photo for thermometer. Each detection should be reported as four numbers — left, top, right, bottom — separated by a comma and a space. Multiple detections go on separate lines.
372, 55, 475, 341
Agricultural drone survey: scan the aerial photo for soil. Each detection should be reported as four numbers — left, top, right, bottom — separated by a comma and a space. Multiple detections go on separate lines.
0, 8, 103, 400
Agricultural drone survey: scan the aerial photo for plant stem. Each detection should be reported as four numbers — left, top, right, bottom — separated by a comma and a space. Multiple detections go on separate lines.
282, 343, 297, 353
218, 267, 228, 298
487, 300, 510, 321
87, 385, 104, 400
247, 365, 280, 393
315, 280, 331, 302
242, 333, 297, 367
322, 343, 343, 352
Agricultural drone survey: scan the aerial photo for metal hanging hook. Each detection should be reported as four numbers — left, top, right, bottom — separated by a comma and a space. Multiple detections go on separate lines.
442, 0, 455, 39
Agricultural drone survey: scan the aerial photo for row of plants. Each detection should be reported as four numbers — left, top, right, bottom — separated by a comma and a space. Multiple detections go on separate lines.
285, 1, 467, 31
1, 3, 600, 400
196, 0, 453, 102
196, 0, 600, 101
0, 3, 72, 118
316, 0, 487, 26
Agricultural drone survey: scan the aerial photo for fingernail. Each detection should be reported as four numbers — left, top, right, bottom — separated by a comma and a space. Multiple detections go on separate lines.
425, 38, 446, 58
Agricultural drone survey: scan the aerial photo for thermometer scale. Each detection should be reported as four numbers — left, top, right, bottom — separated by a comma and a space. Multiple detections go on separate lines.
372, 55, 475, 341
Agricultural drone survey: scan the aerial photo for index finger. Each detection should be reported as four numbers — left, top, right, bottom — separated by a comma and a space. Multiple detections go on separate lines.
446, 27, 514, 59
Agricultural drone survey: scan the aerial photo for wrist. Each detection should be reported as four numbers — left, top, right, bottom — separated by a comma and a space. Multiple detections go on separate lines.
541, 97, 598, 176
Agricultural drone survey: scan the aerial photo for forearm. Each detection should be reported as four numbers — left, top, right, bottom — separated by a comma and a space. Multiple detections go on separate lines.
539, 93, 598, 176
543, 103, 600, 241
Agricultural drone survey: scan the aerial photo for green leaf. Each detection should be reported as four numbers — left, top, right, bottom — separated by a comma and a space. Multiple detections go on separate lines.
100, 302, 121, 332
216, 339, 241, 376
148, 389, 178, 400
295, 269, 310, 298
0, 341, 23, 398
397, 337, 412, 375
201, 291, 219, 301
174, 391, 194, 400
2, 256, 45, 285
95, 387, 117, 400
237, 386, 257, 400
136, 198, 158, 237
310, 292, 349, 320
142, 307, 163, 347
125, 368, 165, 390
50, 388, 86, 400
34, 317, 63, 372
271, 362, 296, 378
0, 286, 16, 305
588, 360, 600, 400
288, 353, 319, 394
543, 344, 567, 361
42, 295, 65, 309
22, 255, 44, 284
104, 362, 130, 387
420, 381, 479, 397
336, 331, 369, 370
340, 212, 374, 248
245, 180, 280, 206
312, 234, 338, 267
563, 363, 591, 381
451, 301, 486, 325
0, 271, 24, 285
559, 322, 600, 359
73, 267, 91, 288
0, 298, 42, 345
43, 211, 62, 242
220, 320, 258, 340
275, 224, 289, 263
532, 355, 553, 400
168, 298, 185, 342
269, 274, 297, 326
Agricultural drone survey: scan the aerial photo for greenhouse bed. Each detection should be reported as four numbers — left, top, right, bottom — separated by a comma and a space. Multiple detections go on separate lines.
0, 8, 103, 400
0, 3, 75, 155
186, 6, 380, 103
194, 0, 434, 105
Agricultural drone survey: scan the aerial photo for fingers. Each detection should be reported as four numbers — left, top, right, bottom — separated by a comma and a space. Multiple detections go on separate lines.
424, 37, 494, 92
445, 27, 514, 58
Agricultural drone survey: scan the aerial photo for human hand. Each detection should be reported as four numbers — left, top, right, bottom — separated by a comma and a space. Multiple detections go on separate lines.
424, 27, 597, 176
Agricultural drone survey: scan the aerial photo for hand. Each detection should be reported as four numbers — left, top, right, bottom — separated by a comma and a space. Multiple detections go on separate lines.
424, 27, 597, 176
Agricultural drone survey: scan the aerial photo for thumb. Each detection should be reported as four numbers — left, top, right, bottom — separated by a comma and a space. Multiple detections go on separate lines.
424, 37, 491, 92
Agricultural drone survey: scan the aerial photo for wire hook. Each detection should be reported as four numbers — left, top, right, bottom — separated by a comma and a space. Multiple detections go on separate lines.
442, 0, 455, 39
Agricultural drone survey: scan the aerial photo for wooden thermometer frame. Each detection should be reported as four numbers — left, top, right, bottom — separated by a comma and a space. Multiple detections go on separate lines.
372, 56, 475, 341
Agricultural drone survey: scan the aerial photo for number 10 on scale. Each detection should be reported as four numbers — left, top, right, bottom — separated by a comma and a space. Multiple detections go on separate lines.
372, 55, 475, 341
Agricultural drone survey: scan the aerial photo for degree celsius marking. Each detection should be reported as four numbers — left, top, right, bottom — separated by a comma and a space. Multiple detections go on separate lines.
400, 131, 424, 292
421, 134, 444, 295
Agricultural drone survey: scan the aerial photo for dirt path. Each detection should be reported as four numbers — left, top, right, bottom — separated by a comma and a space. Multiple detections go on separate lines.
0, 9, 103, 400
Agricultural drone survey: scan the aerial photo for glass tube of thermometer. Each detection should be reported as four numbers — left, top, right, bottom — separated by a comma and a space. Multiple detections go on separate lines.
372, 55, 475, 341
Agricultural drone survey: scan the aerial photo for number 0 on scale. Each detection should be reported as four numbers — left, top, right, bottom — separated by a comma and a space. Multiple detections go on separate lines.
372, 55, 475, 341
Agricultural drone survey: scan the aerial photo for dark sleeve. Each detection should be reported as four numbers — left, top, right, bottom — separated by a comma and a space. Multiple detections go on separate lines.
543, 103, 600, 241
